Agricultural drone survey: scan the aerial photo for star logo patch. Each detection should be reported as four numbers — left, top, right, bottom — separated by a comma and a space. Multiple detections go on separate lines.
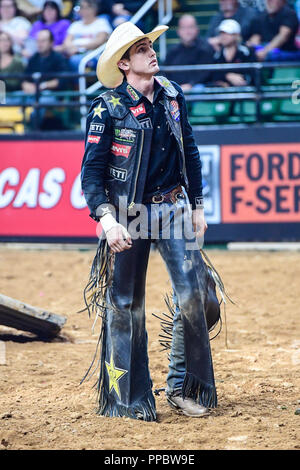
105, 352, 127, 399
108, 96, 122, 109
93, 103, 107, 119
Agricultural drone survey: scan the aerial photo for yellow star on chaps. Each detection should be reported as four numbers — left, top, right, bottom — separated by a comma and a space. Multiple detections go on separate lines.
93, 103, 107, 119
105, 352, 127, 399
108, 96, 121, 109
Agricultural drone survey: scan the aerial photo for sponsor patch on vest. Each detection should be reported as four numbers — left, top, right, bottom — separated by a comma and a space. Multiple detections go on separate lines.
139, 117, 152, 129
114, 128, 136, 143
108, 165, 128, 181
93, 103, 106, 119
130, 103, 146, 117
170, 100, 180, 121
89, 122, 105, 134
88, 135, 101, 144
155, 76, 171, 88
126, 84, 139, 102
111, 142, 131, 158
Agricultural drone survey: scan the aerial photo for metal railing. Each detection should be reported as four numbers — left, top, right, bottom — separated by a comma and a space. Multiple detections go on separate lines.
1, 61, 300, 130
160, 61, 300, 123
78, 0, 173, 129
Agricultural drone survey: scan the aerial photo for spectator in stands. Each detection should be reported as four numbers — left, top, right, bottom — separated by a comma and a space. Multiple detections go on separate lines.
22, 29, 69, 94
29, 1, 70, 51
97, 1, 145, 27
0, 30, 24, 90
110, 1, 144, 27
164, 14, 214, 91
61, 0, 112, 70
16, 0, 63, 19
0, 0, 31, 54
247, 0, 300, 61
206, 0, 257, 50
21, 28, 70, 127
212, 19, 256, 87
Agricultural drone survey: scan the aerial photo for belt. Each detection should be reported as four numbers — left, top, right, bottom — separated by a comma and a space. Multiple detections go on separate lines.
143, 185, 185, 204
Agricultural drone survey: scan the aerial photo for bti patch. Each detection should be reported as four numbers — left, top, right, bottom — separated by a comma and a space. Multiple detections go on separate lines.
139, 117, 152, 129
108, 165, 127, 181
89, 122, 105, 134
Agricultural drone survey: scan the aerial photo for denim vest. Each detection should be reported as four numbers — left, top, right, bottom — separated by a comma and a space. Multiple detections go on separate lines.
100, 76, 188, 214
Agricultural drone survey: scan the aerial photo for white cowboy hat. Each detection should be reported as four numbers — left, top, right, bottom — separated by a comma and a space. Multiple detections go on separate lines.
96, 22, 169, 88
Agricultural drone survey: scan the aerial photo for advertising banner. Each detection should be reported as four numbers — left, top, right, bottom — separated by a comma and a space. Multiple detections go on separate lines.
221, 143, 300, 223
1, 137, 300, 241
0, 141, 96, 237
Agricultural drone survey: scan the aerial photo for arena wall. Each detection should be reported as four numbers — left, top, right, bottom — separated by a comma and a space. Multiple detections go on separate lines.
0, 125, 300, 243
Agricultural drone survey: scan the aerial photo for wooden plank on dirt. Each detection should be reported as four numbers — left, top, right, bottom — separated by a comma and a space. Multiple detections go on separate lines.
0, 294, 67, 338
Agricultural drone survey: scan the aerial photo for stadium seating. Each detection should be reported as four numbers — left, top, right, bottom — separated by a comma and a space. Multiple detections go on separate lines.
1, 0, 300, 131
227, 99, 281, 124
0, 107, 26, 133
273, 97, 300, 122
189, 100, 230, 125
266, 67, 300, 86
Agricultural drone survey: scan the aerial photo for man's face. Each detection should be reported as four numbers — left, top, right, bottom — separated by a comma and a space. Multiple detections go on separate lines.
0, 32, 11, 53
79, 0, 97, 21
119, 38, 159, 77
0, 0, 16, 20
177, 16, 199, 44
220, 0, 238, 16
219, 31, 238, 47
266, 0, 284, 14
37, 30, 53, 55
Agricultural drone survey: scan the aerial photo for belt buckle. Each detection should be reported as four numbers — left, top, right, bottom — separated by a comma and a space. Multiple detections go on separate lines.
175, 191, 184, 201
152, 194, 164, 203
170, 190, 184, 204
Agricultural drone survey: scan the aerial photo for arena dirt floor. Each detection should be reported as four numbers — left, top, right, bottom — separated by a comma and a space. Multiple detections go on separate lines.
0, 246, 299, 451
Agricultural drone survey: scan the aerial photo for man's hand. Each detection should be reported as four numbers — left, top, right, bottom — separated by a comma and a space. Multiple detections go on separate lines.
192, 208, 207, 238
100, 212, 132, 253
112, 3, 130, 15
106, 224, 132, 253
207, 36, 221, 51
255, 48, 268, 62
225, 73, 247, 86
22, 81, 36, 94
64, 44, 79, 56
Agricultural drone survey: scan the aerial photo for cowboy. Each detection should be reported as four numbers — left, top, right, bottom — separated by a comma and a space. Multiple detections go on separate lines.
81, 22, 218, 421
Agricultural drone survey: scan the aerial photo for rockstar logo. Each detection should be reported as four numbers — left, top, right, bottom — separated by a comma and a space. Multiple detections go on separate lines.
156, 77, 170, 88
108, 96, 122, 109
105, 352, 127, 399
93, 103, 107, 119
